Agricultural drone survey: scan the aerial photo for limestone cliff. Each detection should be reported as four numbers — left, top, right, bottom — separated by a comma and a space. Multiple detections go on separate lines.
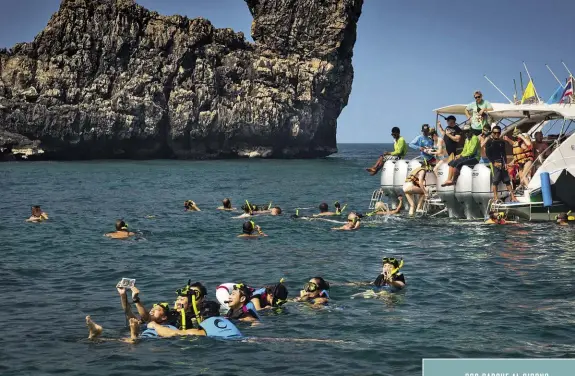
0, 0, 363, 160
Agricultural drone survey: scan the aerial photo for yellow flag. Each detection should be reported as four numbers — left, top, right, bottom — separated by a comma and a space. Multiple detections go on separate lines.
521, 80, 536, 104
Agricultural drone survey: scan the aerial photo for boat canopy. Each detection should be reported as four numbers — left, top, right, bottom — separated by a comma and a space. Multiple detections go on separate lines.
434, 103, 575, 120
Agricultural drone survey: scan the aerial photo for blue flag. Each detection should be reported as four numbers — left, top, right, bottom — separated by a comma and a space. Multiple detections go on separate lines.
547, 83, 564, 104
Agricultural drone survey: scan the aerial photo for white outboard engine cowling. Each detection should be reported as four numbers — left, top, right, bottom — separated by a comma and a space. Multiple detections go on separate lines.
381, 159, 399, 209
455, 165, 482, 219
472, 163, 508, 217
393, 160, 409, 210
436, 163, 464, 218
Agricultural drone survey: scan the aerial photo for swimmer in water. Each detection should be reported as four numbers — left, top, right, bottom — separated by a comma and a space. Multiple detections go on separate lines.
294, 277, 330, 306
484, 211, 517, 224
26, 205, 49, 222
373, 257, 406, 291
104, 220, 135, 239
369, 197, 403, 216
237, 221, 267, 238
556, 212, 569, 226
170, 280, 221, 330
184, 200, 201, 211
314, 202, 338, 217
250, 280, 289, 311
217, 198, 235, 211
332, 212, 361, 231
225, 283, 261, 322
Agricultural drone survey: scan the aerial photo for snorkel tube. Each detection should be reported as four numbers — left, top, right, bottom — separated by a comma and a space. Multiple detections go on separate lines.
382, 257, 404, 276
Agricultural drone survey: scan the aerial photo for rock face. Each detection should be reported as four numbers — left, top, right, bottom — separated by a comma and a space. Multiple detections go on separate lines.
0, 0, 363, 160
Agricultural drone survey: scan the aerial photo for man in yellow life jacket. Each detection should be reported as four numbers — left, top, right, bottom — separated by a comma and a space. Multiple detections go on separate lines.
402, 165, 430, 216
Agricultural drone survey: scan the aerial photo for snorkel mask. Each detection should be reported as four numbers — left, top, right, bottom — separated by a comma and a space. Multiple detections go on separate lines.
175, 280, 202, 327
303, 281, 318, 293
382, 257, 404, 276
152, 302, 170, 318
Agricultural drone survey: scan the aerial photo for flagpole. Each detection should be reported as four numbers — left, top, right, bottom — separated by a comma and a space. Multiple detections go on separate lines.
519, 72, 525, 96
546, 64, 565, 88
523, 61, 540, 103
513, 79, 518, 103
483, 75, 513, 104
562, 61, 573, 77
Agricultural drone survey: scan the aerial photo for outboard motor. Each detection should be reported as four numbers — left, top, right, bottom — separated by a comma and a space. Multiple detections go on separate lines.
392, 160, 409, 210
472, 163, 508, 217
455, 165, 482, 219
436, 163, 464, 218
381, 159, 399, 209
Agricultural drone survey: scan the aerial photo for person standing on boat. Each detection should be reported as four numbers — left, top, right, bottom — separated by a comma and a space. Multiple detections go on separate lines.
429, 127, 448, 175
403, 164, 430, 216
409, 124, 436, 167
366, 126, 407, 175
478, 124, 493, 164
438, 115, 462, 160
485, 125, 516, 202
503, 128, 534, 190
465, 91, 493, 136
441, 125, 480, 186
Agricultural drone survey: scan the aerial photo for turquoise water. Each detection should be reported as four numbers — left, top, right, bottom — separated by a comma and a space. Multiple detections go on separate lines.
1, 144, 575, 376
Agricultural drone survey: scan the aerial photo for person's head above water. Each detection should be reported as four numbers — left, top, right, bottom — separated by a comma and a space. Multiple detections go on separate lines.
347, 212, 359, 224
175, 280, 207, 311
382, 257, 404, 275
31, 205, 42, 217
115, 219, 129, 231
557, 212, 568, 225
267, 280, 289, 307
303, 277, 330, 298
243, 221, 255, 234
374, 201, 386, 211
222, 198, 232, 209
271, 207, 282, 216
149, 302, 170, 324
319, 203, 329, 213
229, 283, 252, 310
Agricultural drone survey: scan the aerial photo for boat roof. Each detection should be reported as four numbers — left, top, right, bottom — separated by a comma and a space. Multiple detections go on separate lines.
434, 103, 575, 120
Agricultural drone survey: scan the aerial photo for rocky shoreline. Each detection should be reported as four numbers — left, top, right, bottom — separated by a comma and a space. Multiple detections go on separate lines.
0, 0, 363, 161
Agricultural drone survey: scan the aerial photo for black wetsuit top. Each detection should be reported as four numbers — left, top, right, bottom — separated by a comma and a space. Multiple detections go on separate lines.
444, 125, 463, 155
373, 273, 406, 287
485, 139, 507, 163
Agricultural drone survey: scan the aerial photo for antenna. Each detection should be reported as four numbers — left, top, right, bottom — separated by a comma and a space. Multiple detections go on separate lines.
513, 79, 518, 103
546, 64, 565, 87
483, 75, 513, 104
561, 61, 573, 77
519, 72, 524, 95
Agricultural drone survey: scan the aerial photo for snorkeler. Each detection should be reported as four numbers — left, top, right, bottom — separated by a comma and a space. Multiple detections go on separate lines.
225, 283, 261, 322
238, 221, 267, 238
26, 205, 49, 222
373, 257, 406, 291
104, 220, 135, 239
294, 277, 330, 305
485, 211, 507, 224
170, 281, 222, 330
368, 197, 403, 216
314, 202, 338, 217
217, 198, 235, 211
184, 200, 201, 211
332, 212, 361, 231
250, 280, 289, 311
556, 212, 570, 226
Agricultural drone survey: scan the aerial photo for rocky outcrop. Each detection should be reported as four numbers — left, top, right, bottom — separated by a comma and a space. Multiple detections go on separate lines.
0, 0, 363, 160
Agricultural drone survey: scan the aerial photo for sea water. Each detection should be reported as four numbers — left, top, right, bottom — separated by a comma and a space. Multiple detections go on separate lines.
1, 144, 574, 376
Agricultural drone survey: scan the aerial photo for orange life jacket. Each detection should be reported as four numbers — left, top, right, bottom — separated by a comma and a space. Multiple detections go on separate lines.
512, 139, 534, 164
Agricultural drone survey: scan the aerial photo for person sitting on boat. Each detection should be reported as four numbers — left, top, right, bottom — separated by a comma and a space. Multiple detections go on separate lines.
369, 197, 403, 216
485, 125, 517, 202
503, 128, 534, 190
217, 198, 235, 211
438, 115, 462, 160
225, 283, 261, 322
478, 124, 493, 164
105, 220, 135, 239
366, 126, 407, 175
26, 205, 49, 222
465, 90, 493, 136
315, 202, 338, 216
332, 212, 361, 230
409, 124, 436, 166
441, 125, 480, 186
373, 257, 406, 291
184, 200, 201, 211
250, 280, 289, 311
403, 164, 430, 216
238, 221, 267, 238
294, 277, 330, 305
429, 126, 448, 175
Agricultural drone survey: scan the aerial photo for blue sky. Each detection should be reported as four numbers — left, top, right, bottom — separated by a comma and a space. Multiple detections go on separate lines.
1, 0, 574, 142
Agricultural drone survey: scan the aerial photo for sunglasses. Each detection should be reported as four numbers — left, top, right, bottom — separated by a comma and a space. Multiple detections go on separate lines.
492, 131, 501, 135
474, 96, 481, 99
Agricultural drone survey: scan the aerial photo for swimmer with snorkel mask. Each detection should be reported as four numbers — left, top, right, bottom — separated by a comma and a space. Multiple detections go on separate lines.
184, 200, 201, 211
556, 212, 571, 226
104, 220, 135, 239
294, 277, 330, 306
373, 257, 406, 291
332, 212, 361, 231
26, 205, 49, 222
238, 220, 267, 238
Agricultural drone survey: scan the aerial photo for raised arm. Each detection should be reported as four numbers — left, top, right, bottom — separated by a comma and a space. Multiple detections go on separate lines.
130, 287, 150, 322
117, 288, 138, 320
408, 136, 421, 150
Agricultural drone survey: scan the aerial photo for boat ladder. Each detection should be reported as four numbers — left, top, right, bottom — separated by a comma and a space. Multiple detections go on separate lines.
369, 187, 387, 210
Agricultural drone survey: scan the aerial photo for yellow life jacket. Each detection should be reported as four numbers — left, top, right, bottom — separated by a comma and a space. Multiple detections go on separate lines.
512, 139, 534, 164
405, 167, 427, 187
